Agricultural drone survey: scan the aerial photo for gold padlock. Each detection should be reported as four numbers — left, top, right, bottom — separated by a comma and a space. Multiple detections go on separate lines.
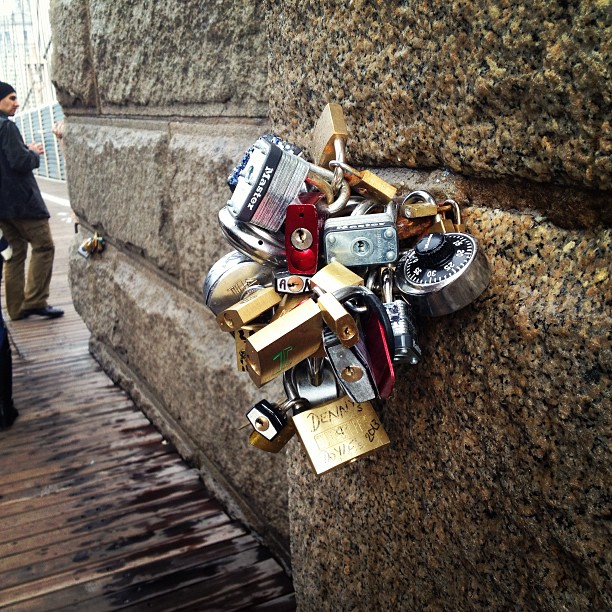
313, 288, 359, 348
311, 102, 348, 169
234, 324, 265, 371
400, 190, 438, 219
245, 298, 322, 387
331, 161, 397, 203
292, 396, 390, 475
249, 422, 296, 453
429, 199, 464, 233
310, 261, 364, 294
216, 286, 281, 332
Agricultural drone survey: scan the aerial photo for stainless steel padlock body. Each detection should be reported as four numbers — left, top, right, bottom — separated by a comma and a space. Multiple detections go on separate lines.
395, 232, 491, 317
218, 206, 286, 268
323, 212, 398, 267
203, 250, 275, 315
226, 138, 310, 232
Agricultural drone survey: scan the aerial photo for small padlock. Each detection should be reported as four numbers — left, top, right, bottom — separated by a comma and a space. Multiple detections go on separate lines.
226, 137, 310, 232
216, 286, 281, 332
292, 394, 390, 475
284, 192, 326, 275
203, 250, 276, 316
312, 286, 359, 348
246, 398, 299, 453
428, 199, 464, 234
274, 271, 312, 295
330, 161, 397, 203
234, 323, 266, 371
380, 266, 421, 365
311, 103, 348, 173
323, 207, 398, 267
310, 260, 364, 294
218, 206, 286, 268
244, 297, 323, 387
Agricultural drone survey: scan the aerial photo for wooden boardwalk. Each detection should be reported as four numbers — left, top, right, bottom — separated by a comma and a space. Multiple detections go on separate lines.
0, 181, 295, 611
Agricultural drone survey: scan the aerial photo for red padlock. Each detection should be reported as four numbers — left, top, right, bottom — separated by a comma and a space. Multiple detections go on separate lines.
284, 192, 326, 275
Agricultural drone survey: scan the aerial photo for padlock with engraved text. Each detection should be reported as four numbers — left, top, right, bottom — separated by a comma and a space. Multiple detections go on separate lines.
203, 250, 276, 316
226, 137, 311, 232
284, 192, 326, 275
244, 297, 323, 387
291, 393, 390, 475
380, 266, 421, 364
323, 203, 398, 267
216, 286, 282, 332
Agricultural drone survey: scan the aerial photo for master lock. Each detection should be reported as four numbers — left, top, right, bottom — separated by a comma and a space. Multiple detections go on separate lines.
323, 204, 398, 267
395, 232, 491, 317
227, 137, 311, 232
203, 250, 276, 316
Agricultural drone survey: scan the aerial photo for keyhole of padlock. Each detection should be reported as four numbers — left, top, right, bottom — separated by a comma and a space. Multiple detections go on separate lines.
352, 238, 372, 257
341, 365, 364, 382
291, 228, 313, 250
255, 416, 269, 432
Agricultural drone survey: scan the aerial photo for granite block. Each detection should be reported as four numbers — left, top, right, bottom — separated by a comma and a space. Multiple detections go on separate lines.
267, 1, 612, 189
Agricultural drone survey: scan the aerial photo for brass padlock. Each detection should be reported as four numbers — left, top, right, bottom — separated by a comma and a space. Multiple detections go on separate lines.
312, 287, 359, 348
310, 261, 364, 295
216, 286, 281, 332
246, 398, 298, 453
429, 199, 464, 233
245, 297, 323, 387
330, 161, 397, 203
311, 103, 348, 170
292, 395, 390, 475
400, 190, 438, 219
234, 323, 265, 371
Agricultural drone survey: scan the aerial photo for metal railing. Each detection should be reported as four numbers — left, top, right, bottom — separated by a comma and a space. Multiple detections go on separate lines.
13, 102, 66, 181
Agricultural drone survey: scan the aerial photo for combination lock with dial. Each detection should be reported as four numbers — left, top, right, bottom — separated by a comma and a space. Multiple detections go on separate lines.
395, 232, 490, 317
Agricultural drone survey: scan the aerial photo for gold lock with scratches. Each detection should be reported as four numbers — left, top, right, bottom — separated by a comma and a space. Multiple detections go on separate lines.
216, 286, 281, 332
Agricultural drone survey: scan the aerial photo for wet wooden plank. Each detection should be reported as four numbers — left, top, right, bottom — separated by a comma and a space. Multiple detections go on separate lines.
0, 186, 294, 610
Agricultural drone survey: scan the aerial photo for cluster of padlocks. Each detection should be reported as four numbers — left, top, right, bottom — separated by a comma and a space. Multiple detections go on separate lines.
203, 104, 490, 475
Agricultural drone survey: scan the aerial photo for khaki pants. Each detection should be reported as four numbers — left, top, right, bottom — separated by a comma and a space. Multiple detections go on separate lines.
0, 218, 55, 320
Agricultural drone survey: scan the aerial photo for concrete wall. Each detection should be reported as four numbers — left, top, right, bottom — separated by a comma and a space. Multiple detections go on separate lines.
51, 0, 610, 608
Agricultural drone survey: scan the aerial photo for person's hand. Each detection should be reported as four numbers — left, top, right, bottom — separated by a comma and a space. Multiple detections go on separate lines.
28, 142, 44, 155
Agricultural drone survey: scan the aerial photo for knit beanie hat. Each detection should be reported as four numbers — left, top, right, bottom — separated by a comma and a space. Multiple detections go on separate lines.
0, 82, 16, 101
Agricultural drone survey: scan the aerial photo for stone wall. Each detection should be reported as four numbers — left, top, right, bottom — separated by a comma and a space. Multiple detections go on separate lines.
51, 0, 610, 609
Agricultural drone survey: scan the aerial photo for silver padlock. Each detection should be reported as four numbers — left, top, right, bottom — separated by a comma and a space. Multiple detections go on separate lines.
218, 206, 286, 268
203, 250, 275, 316
323, 202, 398, 267
226, 137, 310, 232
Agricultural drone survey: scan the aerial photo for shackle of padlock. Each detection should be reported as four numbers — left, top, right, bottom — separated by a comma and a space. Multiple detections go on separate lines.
438, 199, 465, 232
349, 198, 398, 221
307, 162, 351, 214
218, 206, 286, 268
283, 359, 343, 410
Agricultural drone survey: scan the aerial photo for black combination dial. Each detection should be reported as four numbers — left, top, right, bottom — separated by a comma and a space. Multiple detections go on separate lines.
395, 233, 490, 317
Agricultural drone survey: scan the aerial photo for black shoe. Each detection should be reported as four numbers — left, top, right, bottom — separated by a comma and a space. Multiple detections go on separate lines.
21, 306, 64, 319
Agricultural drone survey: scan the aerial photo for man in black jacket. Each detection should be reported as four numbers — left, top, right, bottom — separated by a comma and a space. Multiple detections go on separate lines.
0, 81, 63, 320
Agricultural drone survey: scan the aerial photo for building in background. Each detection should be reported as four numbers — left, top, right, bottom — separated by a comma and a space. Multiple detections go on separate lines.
0, 0, 65, 180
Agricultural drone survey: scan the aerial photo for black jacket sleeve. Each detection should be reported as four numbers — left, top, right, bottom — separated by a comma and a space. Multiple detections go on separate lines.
0, 121, 40, 173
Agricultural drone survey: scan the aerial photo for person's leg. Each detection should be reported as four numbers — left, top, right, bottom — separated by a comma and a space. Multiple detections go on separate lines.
0, 220, 28, 320
20, 218, 55, 311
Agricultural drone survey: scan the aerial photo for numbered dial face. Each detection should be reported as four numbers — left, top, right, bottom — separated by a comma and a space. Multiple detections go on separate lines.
400, 233, 476, 287
395, 232, 490, 317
